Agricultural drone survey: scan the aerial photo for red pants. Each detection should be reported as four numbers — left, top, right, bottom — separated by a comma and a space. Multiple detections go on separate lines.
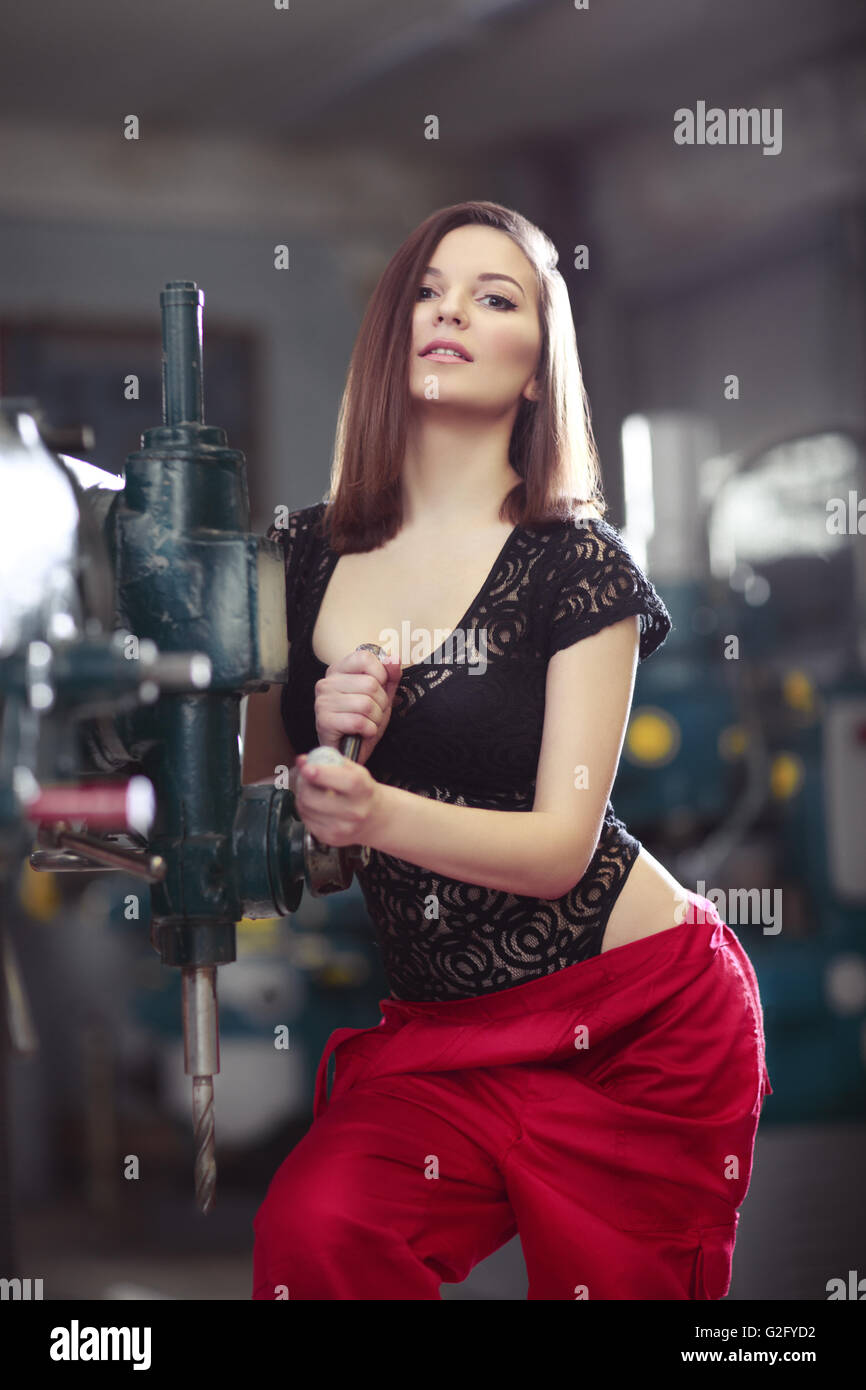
252, 894, 772, 1300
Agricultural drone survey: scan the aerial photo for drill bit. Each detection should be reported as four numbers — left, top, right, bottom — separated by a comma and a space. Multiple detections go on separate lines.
192, 1075, 216, 1214
181, 966, 219, 1214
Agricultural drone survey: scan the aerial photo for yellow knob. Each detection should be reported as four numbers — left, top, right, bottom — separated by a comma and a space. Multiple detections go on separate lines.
770, 752, 804, 800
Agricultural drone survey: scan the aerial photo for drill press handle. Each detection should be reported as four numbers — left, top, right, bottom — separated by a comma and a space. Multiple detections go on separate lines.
301, 642, 385, 895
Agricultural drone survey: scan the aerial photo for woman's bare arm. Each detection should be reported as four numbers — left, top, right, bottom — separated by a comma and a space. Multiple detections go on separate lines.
241, 683, 296, 786
360, 617, 640, 899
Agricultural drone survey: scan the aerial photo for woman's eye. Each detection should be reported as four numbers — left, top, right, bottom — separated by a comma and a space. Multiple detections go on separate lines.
417, 286, 516, 311
481, 293, 517, 311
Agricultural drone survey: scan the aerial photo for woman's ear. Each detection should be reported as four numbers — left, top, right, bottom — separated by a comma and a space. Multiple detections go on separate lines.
523, 376, 541, 403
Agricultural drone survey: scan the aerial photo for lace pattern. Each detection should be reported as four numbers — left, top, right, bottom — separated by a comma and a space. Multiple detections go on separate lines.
267, 502, 673, 1001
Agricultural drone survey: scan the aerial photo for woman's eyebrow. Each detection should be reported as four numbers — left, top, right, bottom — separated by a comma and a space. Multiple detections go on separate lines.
423, 266, 525, 298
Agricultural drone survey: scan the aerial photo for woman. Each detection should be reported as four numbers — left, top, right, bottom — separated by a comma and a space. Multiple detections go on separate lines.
247, 200, 772, 1301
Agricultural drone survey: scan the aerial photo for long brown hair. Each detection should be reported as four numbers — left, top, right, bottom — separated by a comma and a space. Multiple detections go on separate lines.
319, 199, 606, 552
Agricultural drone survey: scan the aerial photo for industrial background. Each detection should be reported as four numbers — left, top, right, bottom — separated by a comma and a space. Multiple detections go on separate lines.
1, 0, 865, 1301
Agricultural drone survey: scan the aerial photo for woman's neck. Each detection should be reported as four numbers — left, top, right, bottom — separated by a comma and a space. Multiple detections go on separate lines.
400, 410, 521, 532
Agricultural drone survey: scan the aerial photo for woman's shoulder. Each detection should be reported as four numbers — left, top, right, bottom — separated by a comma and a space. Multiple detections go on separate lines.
265, 498, 329, 552
528, 506, 623, 560
536, 512, 673, 663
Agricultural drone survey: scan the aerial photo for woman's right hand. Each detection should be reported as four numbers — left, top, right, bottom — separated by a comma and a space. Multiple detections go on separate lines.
314, 647, 403, 766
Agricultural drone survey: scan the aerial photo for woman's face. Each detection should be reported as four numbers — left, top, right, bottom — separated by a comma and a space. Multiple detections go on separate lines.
409, 224, 542, 415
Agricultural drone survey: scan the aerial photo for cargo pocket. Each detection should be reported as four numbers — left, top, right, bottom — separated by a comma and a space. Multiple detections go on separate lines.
690, 1222, 737, 1300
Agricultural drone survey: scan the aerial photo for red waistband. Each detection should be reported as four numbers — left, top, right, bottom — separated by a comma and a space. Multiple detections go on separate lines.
312, 895, 771, 1119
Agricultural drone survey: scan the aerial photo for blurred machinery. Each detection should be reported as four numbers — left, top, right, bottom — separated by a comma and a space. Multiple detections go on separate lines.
0, 282, 377, 1270
614, 412, 866, 1122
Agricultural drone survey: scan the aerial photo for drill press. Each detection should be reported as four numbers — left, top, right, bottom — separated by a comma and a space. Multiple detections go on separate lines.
13, 280, 370, 1213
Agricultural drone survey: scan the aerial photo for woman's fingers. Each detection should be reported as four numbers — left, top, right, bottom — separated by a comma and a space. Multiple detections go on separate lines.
317, 673, 389, 715
314, 651, 402, 756
296, 755, 350, 793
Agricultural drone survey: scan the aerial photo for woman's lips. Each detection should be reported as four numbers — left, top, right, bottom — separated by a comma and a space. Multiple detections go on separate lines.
420, 351, 472, 363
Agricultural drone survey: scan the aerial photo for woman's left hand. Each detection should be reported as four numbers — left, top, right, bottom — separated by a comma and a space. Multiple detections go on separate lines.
293, 751, 384, 848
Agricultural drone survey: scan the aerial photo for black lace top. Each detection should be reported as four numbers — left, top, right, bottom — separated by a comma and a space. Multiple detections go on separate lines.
267, 500, 673, 1001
